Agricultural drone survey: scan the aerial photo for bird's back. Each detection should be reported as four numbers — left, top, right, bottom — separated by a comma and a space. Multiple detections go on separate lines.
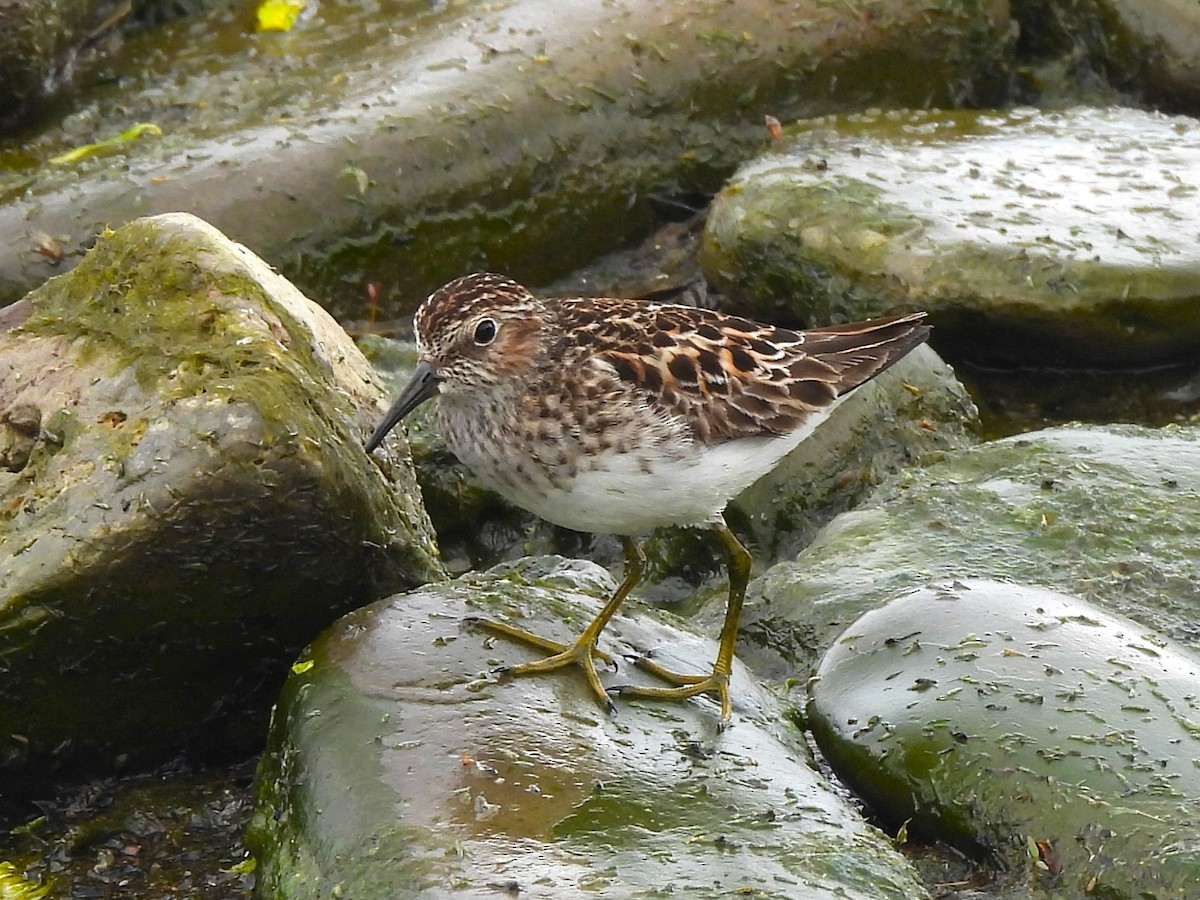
551, 296, 929, 445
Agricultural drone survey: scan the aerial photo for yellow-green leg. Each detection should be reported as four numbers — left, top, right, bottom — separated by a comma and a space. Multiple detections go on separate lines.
467, 537, 647, 714
612, 516, 751, 726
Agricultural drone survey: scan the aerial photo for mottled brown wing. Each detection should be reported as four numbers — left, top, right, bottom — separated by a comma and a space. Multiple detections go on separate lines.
554, 298, 929, 442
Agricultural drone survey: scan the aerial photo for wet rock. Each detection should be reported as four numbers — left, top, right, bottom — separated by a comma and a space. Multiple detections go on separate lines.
739, 423, 1200, 682
736, 424, 1200, 893
701, 107, 1200, 367
249, 557, 931, 900
0, 0, 1013, 316
809, 579, 1200, 897
1013, 0, 1200, 111
0, 212, 442, 796
0, 0, 114, 130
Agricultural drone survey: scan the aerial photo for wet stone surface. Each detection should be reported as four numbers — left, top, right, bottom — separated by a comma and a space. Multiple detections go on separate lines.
740, 423, 1200, 683
0, 0, 1013, 316
809, 579, 1200, 899
0, 212, 441, 796
702, 106, 1200, 368
248, 558, 931, 900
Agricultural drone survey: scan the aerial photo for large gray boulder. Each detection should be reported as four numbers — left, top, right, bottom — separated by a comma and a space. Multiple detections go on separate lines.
0, 0, 1013, 315
810, 579, 1200, 899
734, 423, 1200, 896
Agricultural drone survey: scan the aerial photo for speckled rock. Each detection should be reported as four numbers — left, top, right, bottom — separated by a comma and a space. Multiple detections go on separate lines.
738, 423, 1200, 683
809, 579, 1200, 898
730, 423, 1200, 892
701, 106, 1200, 367
0, 0, 1013, 315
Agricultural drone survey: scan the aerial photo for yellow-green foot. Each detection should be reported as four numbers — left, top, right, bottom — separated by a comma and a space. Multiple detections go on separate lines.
464, 616, 618, 714
611, 659, 733, 726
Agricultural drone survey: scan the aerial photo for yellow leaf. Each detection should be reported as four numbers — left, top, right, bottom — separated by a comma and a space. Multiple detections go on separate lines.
0, 862, 50, 900
291, 659, 315, 674
257, 0, 307, 32
48, 123, 162, 165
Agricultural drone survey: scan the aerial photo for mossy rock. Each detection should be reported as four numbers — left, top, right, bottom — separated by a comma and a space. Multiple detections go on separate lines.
0, 0, 1013, 315
738, 423, 1200, 683
0, 213, 442, 795
727, 423, 1200, 895
1012, 0, 1200, 110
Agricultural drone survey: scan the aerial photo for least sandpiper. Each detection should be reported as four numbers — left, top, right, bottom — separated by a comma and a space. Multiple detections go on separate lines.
367, 273, 929, 724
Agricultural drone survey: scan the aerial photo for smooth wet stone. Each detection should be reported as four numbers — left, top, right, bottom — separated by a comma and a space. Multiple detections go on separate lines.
736, 424, 1200, 895
738, 423, 1200, 683
809, 579, 1200, 898
0, 213, 441, 795
0, 0, 1012, 315
248, 558, 931, 900
701, 107, 1200, 367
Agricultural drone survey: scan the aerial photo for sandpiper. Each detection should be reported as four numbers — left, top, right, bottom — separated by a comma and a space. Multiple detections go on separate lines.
367, 273, 929, 724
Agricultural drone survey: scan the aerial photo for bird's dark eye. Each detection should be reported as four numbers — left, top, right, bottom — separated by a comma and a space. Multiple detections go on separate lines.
473, 318, 498, 345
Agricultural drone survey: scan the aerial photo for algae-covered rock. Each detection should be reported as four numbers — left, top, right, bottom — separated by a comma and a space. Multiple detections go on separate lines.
248, 557, 931, 900
0, 0, 1013, 316
739, 423, 1200, 682
0, 213, 442, 795
734, 424, 1200, 895
809, 579, 1200, 898
701, 107, 1200, 367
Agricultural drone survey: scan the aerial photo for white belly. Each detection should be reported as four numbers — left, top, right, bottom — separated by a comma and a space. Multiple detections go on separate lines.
493, 399, 846, 535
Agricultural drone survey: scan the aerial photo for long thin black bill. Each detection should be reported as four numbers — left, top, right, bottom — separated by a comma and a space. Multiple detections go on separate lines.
364, 360, 439, 452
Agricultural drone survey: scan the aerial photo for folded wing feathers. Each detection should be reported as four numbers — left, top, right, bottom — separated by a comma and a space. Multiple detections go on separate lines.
574, 299, 929, 443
